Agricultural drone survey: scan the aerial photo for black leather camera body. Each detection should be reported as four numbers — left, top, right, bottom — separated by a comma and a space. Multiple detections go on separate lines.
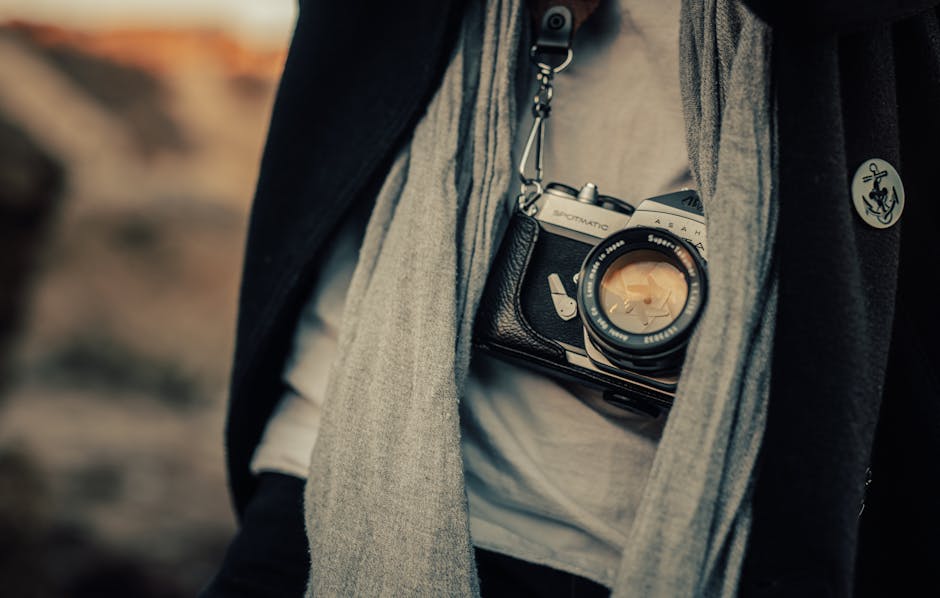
474, 182, 708, 416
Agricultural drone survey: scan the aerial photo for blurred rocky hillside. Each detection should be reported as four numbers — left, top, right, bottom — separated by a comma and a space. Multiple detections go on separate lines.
0, 20, 286, 597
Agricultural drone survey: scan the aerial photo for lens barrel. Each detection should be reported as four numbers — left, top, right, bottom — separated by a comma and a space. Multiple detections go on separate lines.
577, 227, 707, 373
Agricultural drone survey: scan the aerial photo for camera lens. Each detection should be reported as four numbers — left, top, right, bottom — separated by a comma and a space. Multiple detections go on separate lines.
578, 228, 707, 373
599, 250, 689, 334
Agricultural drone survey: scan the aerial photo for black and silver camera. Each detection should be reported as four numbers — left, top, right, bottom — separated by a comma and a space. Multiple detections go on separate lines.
474, 182, 708, 416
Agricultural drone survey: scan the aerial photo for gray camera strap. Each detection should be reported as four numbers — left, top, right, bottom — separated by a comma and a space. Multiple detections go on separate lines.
303, 0, 777, 596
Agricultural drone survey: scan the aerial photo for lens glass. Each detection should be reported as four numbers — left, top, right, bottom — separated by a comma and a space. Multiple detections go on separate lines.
599, 250, 688, 334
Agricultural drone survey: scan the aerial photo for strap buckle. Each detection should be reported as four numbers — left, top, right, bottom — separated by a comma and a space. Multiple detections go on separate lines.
530, 6, 574, 73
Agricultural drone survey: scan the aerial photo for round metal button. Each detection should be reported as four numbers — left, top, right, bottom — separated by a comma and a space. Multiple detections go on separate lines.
851, 158, 904, 229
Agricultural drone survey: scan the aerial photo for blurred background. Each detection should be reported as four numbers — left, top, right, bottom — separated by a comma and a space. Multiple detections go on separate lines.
0, 1, 295, 595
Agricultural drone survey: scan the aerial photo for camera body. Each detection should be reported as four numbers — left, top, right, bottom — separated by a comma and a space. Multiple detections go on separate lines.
474, 182, 707, 416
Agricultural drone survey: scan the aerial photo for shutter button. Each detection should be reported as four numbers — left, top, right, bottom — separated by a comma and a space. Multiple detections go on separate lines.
851, 158, 904, 229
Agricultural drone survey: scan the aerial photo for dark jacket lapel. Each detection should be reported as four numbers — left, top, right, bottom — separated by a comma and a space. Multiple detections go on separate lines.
740, 7, 940, 596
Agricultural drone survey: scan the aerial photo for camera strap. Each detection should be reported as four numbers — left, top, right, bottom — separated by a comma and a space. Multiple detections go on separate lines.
518, 0, 602, 212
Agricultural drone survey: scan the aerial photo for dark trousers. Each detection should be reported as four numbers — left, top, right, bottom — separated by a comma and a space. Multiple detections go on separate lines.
202, 473, 610, 597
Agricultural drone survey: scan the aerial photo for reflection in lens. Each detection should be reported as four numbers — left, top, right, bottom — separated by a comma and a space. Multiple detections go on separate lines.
599, 250, 688, 334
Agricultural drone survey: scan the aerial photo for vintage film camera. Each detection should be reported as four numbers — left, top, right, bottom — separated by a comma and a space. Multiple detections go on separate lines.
474, 182, 708, 416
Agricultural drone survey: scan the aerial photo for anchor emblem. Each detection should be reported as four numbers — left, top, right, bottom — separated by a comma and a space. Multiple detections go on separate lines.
851, 158, 905, 229
860, 162, 900, 226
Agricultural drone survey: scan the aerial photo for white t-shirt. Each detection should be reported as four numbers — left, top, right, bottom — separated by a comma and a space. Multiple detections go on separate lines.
251, 0, 690, 588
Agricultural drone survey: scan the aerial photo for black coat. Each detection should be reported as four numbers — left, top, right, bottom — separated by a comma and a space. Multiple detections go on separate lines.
225, 1, 940, 595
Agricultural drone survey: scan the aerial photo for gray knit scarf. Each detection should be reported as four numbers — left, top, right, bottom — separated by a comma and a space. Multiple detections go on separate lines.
305, 0, 776, 596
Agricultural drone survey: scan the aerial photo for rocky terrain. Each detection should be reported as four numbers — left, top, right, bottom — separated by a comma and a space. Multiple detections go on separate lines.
0, 21, 287, 596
